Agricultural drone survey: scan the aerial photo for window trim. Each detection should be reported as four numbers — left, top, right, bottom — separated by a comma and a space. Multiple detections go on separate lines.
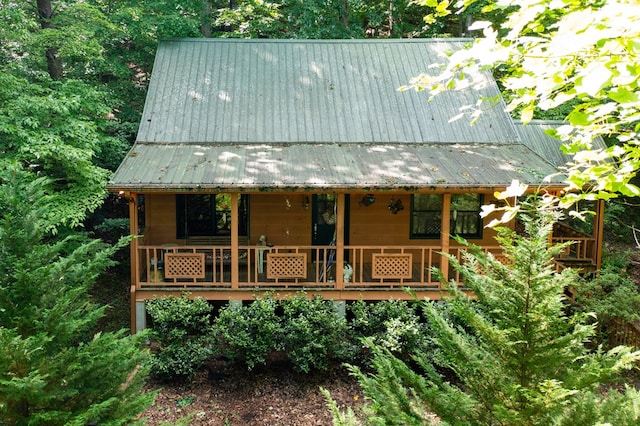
176, 194, 249, 239
410, 193, 484, 240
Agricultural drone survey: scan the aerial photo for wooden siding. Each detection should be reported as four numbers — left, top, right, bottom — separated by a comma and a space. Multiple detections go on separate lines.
143, 192, 502, 248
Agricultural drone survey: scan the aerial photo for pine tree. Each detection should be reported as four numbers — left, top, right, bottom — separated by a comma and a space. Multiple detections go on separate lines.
349, 208, 640, 425
0, 167, 155, 425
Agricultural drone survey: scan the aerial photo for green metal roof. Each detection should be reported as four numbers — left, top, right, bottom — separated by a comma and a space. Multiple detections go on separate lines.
514, 120, 608, 168
109, 39, 567, 192
110, 142, 562, 192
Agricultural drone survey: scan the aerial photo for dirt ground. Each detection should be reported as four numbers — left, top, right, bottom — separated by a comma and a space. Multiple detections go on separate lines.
142, 359, 365, 425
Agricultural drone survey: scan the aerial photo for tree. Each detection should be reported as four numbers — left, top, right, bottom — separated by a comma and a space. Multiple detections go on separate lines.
0, 167, 155, 425
345, 204, 640, 425
411, 0, 640, 204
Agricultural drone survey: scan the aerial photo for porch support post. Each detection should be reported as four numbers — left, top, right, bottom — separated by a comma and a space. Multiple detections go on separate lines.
594, 199, 605, 271
440, 193, 451, 286
135, 301, 147, 333
231, 192, 239, 288
129, 192, 139, 334
335, 193, 345, 290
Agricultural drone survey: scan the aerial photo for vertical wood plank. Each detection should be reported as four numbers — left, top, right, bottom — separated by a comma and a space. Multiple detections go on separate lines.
129, 192, 139, 334
231, 192, 239, 289
336, 193, 345, 290
440, 193, 451, 285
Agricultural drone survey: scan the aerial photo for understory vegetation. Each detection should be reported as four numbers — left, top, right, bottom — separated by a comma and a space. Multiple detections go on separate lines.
143, 206, 640, 425
146, 294, 427, 381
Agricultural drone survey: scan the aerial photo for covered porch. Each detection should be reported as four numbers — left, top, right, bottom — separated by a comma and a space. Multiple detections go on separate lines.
124, 190, 603, 329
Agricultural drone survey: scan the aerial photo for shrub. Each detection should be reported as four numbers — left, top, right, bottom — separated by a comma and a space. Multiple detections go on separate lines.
146, 295, 214, 381
349, 299, 425, 359
573, 249, 640, 346
213, 296, 282, 370
281, 294, 350, 372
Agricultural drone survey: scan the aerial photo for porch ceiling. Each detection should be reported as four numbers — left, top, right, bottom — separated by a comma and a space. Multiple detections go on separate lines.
107, 142, 564, 192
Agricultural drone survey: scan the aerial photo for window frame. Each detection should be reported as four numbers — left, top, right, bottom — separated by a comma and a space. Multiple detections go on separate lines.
176, 194, 248, 239
410, 193, 483, 240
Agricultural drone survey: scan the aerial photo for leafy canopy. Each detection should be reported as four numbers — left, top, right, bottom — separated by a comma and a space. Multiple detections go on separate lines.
412, 0, 640, 203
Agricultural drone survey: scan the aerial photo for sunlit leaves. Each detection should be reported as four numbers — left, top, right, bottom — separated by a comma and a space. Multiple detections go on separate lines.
410, 0, 640, 205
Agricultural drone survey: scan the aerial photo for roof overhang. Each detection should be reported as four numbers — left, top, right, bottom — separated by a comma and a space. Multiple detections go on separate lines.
107, 142, 566, 193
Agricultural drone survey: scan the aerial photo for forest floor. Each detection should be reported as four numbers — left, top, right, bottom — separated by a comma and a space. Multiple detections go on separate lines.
142, 359, 365, 425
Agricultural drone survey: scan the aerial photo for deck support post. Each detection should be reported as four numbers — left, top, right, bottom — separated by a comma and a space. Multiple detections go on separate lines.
231, 193, 239, 289
333, 301, 346, 318
335, 193, 345, 291
229, 300, 243, 310
129, 193, 139, 334
135, 301, 147, 333
594, 199, 605, 271
440, 193, 451, 285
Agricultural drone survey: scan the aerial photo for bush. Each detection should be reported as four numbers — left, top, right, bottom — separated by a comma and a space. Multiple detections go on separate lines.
146, 295, 214, 381
281, 294, 350, 373
213, 296, 282, 370
349, 299, 425, 359
573, 249, 640, 345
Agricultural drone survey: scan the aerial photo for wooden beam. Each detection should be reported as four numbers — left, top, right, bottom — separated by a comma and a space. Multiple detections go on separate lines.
133, 288, 467, 302
231, 193, 239, 288
335, 193, 345, 290
129, 193, 138, 334
594, 199, 605, 271
440, 193, 451, 285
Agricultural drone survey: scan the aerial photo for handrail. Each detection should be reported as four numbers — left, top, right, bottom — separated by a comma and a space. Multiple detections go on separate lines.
134, 241, 596, 291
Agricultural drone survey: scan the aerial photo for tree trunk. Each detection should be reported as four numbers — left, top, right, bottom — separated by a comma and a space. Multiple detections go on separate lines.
36, 0, 63, 80
200, 0, 212, 37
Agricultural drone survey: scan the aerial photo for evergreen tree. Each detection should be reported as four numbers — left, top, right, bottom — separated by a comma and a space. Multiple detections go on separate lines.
0, 167, 155, 425
348, 207, 640, 425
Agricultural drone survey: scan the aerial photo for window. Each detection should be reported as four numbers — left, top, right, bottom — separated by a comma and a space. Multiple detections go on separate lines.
411, 194, 483, 239
176, 194, 248, 239
450, 194, 483, 238
411, 194, 443, 239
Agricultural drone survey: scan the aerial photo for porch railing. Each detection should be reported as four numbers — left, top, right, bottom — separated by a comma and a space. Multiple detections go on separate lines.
136, 237, 596, 291
136, 244, 447, 290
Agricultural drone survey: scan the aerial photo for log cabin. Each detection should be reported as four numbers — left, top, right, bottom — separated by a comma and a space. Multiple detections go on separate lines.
107, 39, 605, 332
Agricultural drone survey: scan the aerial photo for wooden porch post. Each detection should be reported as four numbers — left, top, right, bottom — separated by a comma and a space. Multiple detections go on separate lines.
231, 193, 239, 288
335, 193, 345, 290
594, 199, 605, 271
128, 192, 139, 334
440, 193, 451, 285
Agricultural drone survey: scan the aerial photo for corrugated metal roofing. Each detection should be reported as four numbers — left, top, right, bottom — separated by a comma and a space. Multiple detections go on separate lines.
136, 38, 518, 145
110, 142, 563, 192
514, 120, 608, 168
109, 39, 570, 192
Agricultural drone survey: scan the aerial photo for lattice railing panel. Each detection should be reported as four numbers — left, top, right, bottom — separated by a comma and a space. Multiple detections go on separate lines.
165, 253, 205, 279
372, 253, 412, 279
266, 253, 307, 279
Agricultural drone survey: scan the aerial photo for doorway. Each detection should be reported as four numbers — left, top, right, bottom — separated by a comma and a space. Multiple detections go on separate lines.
311, 194, 350, 260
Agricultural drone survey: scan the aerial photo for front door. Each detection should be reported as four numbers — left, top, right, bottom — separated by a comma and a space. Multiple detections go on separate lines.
311, 194, 349, 260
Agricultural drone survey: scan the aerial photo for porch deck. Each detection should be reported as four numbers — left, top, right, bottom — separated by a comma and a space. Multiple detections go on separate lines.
134, 240, 593, 297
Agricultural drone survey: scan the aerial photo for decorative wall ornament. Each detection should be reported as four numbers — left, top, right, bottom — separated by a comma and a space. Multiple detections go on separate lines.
359, 194, 376, 207
388, 198, 404, 214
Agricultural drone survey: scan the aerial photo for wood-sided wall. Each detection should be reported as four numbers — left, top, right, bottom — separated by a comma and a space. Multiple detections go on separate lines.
139, 191, 502, 247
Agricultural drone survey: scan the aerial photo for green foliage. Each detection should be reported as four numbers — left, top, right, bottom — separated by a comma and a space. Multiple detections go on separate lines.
348, 299, 425, 358
348, 209, 640, 425
414, 0, 640, 203
0, 169, 154, 425
213, 294, 350, 372
213, 296, 282, 371
573, 249, 640, 346
146, 295, 215, 381
281, 294, 349, 373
